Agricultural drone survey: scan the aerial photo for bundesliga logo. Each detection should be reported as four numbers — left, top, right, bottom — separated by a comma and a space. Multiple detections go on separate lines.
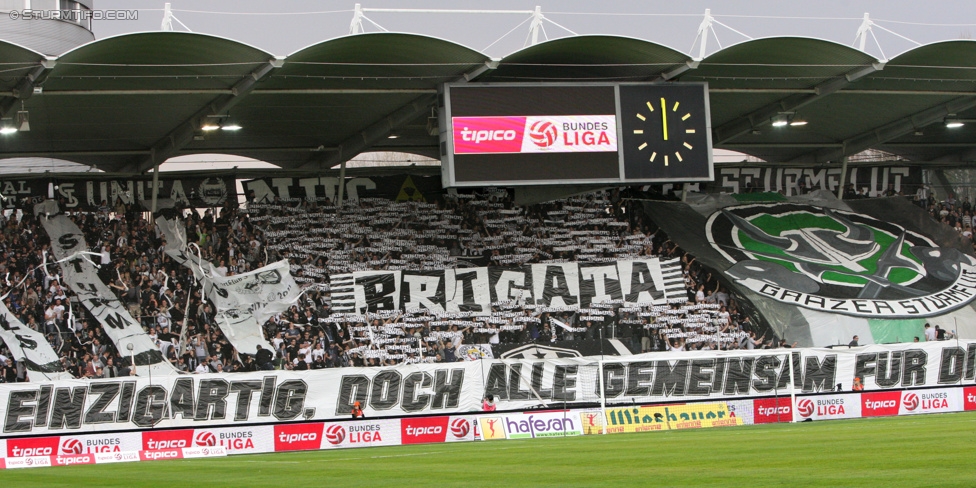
903, 393, 919, 411
325, 425, 346, 445
796, 399, 814, 418
61, 438, 84, 454
449, 418, 470, 438
194, 432, 217, 446
528, 120, 557, 148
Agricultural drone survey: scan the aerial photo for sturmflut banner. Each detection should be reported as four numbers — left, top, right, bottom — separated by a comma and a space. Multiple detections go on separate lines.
710, 165, 922, 196
1, 340, 974, 436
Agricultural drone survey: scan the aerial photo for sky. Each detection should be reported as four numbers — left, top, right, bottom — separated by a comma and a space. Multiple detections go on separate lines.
91, 0, 976, 60
24, 1, 975, 174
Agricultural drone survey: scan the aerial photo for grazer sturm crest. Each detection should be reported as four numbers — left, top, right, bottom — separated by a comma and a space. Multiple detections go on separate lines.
706, 204, 976, 318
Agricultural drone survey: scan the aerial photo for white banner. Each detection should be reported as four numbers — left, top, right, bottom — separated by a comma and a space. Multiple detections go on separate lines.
0, 301, 73, 381
157, 217, 302, 355
39, 211, 177, 376
1, 340, 975, 436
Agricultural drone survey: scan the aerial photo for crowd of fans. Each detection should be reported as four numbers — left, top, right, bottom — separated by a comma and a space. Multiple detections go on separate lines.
913, 190, 976, 252
0, 184, 773, 383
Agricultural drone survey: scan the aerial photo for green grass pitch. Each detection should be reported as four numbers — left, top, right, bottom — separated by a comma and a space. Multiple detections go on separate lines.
3, 412, 976, 487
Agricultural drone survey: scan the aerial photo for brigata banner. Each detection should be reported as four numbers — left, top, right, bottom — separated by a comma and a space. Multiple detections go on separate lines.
2, 340, 976, 437
343, 258, 682, 314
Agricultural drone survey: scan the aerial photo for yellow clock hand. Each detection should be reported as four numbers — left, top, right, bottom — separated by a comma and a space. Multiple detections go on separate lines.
660, 97, 668, 141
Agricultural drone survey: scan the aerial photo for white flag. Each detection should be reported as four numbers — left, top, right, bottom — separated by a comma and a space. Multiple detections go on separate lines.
550, 317, 573, 331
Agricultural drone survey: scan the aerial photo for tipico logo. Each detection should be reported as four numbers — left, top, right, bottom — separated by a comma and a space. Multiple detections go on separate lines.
706, 204, 976, 317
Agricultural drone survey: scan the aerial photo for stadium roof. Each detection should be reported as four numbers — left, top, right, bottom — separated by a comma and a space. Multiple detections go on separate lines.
2, 31, 976, 175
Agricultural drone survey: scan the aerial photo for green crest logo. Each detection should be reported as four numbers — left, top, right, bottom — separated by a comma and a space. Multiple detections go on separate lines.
706, 204, 976, 317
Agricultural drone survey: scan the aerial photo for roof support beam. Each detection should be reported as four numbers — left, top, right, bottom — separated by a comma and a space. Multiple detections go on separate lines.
711, 62, 885, 144
0, 146, 342, 160
461, 59, 500, 82
296, 61, 496, 171
123, 58, 284, 174
659, 60, 699, 81
790, 96, 976, 164
903, 146, 976, 163
295, 94, 437, 171
14, 88, 437, 96
721, 143, 844, 149
20, 87, 976, 97
0, 58, 56, 118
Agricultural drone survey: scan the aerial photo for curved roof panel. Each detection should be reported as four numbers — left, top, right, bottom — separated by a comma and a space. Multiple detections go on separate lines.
887, 40, 976, 72
855, 40, 976, 92
685, 37, 879, 90
45, 32, 275, 91
0, 33, 974, 172
265, 33, 490, 90
0, 39, 45, 63
487, 36, 691, 81
0, 40, 46, 92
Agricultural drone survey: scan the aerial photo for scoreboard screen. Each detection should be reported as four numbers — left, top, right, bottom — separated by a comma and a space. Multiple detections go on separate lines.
440, 82, 713, 187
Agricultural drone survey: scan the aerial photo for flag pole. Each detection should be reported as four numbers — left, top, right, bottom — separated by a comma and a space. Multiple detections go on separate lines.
788, 351, 798, 423
598, 357, 607, 435
598, 325, 607, 435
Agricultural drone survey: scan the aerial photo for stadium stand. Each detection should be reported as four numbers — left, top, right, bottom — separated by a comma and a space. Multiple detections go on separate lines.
0, 185, 833, 382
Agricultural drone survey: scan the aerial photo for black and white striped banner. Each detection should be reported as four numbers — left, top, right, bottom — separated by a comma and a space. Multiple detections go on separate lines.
40, 211, 178, 376
0, 301, 73, 380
